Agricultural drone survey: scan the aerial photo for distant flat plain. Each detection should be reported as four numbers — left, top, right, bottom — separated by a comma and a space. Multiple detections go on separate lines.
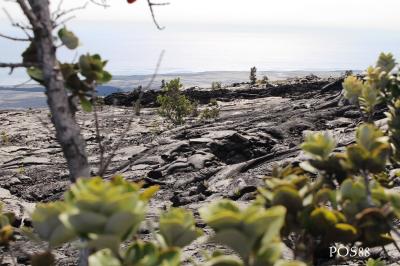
0, 70, 348, 109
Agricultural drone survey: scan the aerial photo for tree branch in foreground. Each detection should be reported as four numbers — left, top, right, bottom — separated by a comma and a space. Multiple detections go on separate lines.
0, 33, 30, 41
147, 0, 170, 30
97, 50, 165, 177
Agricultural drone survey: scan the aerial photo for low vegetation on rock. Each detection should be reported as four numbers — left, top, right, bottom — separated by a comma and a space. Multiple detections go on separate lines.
157, 78, 194, 125
250, 67, 257, 85
211, 82, 222, 90
200, 99, 220, 121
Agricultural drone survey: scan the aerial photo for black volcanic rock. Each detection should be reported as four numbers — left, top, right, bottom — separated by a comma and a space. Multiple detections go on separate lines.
104, 76, 344, 107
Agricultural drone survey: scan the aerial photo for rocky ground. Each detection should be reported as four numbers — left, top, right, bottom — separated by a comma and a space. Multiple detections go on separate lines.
0, 75, 394, 265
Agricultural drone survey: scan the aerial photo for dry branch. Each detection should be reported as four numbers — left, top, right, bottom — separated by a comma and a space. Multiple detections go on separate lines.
0, 33, 30, 41
147, 0, 169, 30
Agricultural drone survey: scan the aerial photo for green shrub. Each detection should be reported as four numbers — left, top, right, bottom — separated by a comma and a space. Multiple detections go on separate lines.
191, 100, 200, 117
157, 78, 193, 125
256, 53, 400, 264
0, 131, 9, 145
259, 75, 269, 85
29, 176, 197, 265
211, 81, 222, 90
250, 67, 257, 85
201, 99, 220, 120
24, 176, 304, 266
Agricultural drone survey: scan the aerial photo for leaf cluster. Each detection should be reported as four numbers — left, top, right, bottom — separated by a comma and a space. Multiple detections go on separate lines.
22, 27, 111, 112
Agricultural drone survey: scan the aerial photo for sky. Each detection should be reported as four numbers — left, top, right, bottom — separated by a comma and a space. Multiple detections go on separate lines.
1, 0, 400, 86
1, 0, 400, 30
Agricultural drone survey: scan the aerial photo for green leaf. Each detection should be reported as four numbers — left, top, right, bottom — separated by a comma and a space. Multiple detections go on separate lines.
376, 52, 396, 73
78, 54, 111, 84
124, 241, 159, 266
48, 223, 77, 247
58, 27, 79, 50
31, 202, 76, 248
199, 200, 242, 231
328, 223, 358, 243
99, 71, 112, 84
211, 229, 252, 259
202, 255, 243, 266
274, 260, 307, 266
343, 76, 364, 104
159, 208, 203, 248
87, 235, 121, 256
80, 96, 93, 112
246, 206, 286, 244
308, 207, 338, 236
140, 186, 159, 201
346, 124, 390, 173
27, 67, 44, 83
340, 179, 366, 202
61, 210, 108, 235
359, 83, 381, 115
158, 248, 181, 266
271, 186, 302, 214
89, 249, 122, 266
390, 193, 400, 218
255, 238, 282, 266
366, 258, 386, 266
301, 132, 336, 160
103, 212, 137, 237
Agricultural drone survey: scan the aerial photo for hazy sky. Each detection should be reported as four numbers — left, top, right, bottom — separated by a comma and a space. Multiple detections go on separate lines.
1, 0, 400, 85
1, 0, 400, 30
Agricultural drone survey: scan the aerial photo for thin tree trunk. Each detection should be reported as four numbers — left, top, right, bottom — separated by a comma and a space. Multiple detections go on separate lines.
25, 0, 90, 181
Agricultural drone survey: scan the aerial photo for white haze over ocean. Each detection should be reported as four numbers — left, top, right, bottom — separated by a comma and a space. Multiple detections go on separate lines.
1, 0, 400, 85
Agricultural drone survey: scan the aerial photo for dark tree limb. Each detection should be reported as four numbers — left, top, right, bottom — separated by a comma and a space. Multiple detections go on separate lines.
16, 0, 40, 28
0, 62, 38, 74
146, 0, 169, 30
0, 62, 36, 68
92, 96, 105, 175
0, 33, 30, 41
16, 0, 91, 182
52, 1, 88, 25
2, 7, 33, 38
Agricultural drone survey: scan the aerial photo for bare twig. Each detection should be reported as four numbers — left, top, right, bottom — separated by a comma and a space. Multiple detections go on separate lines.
0, 62, 38, 74
361, 170, 373, 206
52, 2, 88, 24
0, 33, 30, 41
92, 95, 105, 174
97, 50, 165, 177
89, 0, 110, 8
12, 78, 33, 88
0, 63, 34, 68
146, 0, 170, 30
2, 7, 32, 38
15, 0, 40, 28
56, 0, 64, 14
54, 15, 76, 28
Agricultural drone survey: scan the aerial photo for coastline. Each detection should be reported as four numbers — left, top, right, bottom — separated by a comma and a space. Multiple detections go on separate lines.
0, 70, 355, 109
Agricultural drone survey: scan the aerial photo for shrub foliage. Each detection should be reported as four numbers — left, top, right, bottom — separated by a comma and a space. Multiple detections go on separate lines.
157, 78, 193, 125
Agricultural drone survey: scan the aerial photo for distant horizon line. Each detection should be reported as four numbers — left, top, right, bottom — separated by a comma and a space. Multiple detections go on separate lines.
0, 69, 362, 88
112, 69, 363, 77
